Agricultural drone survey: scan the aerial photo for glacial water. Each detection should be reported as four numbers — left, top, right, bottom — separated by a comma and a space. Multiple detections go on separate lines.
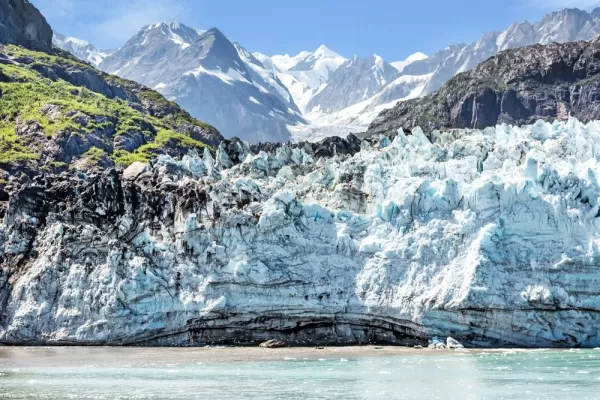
1, 347, 600, 399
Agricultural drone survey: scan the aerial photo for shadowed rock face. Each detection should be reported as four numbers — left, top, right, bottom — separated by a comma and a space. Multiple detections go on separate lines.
250, 134, 362, 159
0, 0, 53, 53
366, 37, 600, 138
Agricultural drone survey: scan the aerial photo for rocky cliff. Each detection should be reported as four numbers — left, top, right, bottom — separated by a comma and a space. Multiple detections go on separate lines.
0, 0, 52, 53
366, 37, 600, 138
3, 119, 600, 347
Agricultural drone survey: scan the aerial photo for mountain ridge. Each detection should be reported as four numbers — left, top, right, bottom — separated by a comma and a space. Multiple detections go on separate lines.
366, 36, 600, 137
52, 7, 600, 142
52, 32, 112, 66
98, 24, 303, 143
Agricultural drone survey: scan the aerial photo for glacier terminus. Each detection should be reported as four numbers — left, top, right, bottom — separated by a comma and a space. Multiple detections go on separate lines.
2, 119, 600, 347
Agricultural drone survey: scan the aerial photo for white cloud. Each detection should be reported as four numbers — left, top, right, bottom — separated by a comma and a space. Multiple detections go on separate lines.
531, 0, 600, 9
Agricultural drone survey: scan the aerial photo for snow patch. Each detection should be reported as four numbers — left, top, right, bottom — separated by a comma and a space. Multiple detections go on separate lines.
186, 65, 250, 85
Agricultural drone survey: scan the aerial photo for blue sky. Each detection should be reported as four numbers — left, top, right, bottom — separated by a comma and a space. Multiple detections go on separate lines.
31, 0, 600, 61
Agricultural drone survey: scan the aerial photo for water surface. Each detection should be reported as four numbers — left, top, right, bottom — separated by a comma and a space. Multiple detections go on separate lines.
1, 346, 599, 399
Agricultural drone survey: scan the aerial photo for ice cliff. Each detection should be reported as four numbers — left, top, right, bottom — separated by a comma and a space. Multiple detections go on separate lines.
2, 118, 600, 347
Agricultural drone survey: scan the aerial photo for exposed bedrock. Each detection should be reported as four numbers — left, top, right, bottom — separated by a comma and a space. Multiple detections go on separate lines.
2, 122, 600, 347
0, 0, 53, 53
366, 37, 600, 138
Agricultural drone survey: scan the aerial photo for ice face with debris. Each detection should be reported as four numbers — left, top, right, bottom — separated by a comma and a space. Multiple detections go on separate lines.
2, 119, 600, 347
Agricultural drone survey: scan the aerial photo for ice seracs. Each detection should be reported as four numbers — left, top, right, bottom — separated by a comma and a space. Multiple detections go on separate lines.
3, 118, 600, 347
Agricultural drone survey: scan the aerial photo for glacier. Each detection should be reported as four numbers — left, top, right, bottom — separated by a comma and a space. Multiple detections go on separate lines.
2, 118, 600, 347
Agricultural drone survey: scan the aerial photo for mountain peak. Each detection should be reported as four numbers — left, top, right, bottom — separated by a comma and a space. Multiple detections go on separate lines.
145, 21, 189, 31
372, 54, 384, 69
125, 21, 204, 51
53, 31, 113, 66
407, 52, 429, 61
314, 44, 342, 59
202, 27, 227, 39
313, 44, 342, 58
540, 7, 590, 21
53, 32, 91, 48
195, 28, 236, 57
390, 52, 429, 73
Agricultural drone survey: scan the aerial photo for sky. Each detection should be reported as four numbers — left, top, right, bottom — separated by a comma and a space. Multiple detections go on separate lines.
31, 0, 600, 62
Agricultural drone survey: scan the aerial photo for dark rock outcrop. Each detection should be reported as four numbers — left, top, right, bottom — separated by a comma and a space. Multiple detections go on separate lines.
0, 0, 53, 53
250, 134, 363, 159
366, 37, 600, 138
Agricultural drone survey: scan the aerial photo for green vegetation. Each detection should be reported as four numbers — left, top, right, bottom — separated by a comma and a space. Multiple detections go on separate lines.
3, 44, 90, 70
0, 44, 217, 170
48, 160, 68, 168
82, 146, 106, 162
113, 128, 208, 165
0, 122, 39, 164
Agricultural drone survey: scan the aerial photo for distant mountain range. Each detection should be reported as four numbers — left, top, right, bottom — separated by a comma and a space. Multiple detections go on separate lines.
366, 36, 600, 137
52, 8, 600, 143
52, 32, 113, 66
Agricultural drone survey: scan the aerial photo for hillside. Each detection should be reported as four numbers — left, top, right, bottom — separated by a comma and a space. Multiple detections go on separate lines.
0, 1, 222, 183
367, 37, 600, 137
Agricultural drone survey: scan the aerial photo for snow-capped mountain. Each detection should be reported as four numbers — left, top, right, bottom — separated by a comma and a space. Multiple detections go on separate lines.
422, 8, 600, 94
254, 45, 346, 113
306, 55, 399, 114
52, 32, 112, 66
390, 52, 429, 73
302, 7, 600, 136
55, 7, 600, 143
99, 23, 303, 143
99, 22, 205, 77
290, 71, 431, 143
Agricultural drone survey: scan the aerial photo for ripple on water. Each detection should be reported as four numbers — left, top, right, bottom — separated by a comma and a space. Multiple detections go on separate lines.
1, 349, 600, 399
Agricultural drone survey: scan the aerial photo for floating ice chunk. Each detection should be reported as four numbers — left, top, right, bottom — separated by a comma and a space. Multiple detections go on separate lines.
446, 337, 464, 349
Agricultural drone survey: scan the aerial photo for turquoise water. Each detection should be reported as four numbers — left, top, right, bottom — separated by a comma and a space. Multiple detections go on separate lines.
2, 347, 600, 399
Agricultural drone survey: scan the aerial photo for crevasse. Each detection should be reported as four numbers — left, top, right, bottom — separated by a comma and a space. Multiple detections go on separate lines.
2, 118, 600, 347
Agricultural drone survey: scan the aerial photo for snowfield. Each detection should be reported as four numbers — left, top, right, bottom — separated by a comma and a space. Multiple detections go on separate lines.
2, 118, 600, 347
